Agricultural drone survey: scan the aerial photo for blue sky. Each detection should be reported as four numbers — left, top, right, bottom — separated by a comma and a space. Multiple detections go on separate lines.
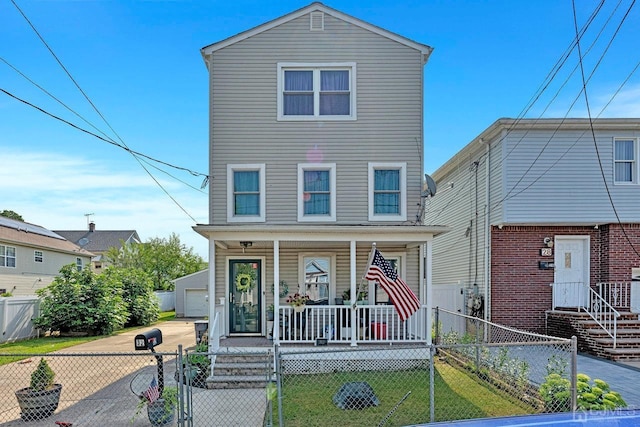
1, 0, 639, 258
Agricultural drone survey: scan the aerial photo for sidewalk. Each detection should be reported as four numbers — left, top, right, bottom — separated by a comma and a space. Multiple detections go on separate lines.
577, 354, 640, 409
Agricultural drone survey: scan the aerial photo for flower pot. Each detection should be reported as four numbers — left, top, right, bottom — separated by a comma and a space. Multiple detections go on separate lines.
147, 398, 175, 427
293, 305, 305, 313
15, 383, 62, 421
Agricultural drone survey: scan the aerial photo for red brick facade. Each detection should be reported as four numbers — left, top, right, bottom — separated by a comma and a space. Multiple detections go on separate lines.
490, 224, 640, 334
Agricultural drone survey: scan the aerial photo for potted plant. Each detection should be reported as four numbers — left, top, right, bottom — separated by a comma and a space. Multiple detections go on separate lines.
357, 289, 369, 305
286, 292, 309, 312
267, 303, 275, 321
133, 384, 178, 427
342, 289, 351, 305
174, 342, 210, 388
14, 358, 62, 421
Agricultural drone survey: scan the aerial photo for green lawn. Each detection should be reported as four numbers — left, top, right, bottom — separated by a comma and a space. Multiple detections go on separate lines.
0, 311, 176, 365
272, 360, 535, 427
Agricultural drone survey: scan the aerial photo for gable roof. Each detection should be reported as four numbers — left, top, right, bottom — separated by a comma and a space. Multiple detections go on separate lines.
201, 2, 433, 64
54, 229, 140, 254
0, 217, 92, 257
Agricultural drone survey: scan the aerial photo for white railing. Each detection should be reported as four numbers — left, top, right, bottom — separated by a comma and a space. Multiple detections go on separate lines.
586, 286, 620, 349
598, 282, 631, 310
551, 282, 587, 309
277, 304, 428, 345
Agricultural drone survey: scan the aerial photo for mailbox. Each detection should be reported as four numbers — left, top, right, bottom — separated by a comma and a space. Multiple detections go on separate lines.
134, 328, 163, 350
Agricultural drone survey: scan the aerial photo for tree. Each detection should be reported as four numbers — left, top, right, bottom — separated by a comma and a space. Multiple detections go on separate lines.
102, 267, 159, 327
106, 233, 206, 291
0, 210, 24, 221
33, 265, 127, 336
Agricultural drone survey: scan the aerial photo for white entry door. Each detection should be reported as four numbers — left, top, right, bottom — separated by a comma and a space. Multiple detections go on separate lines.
554, 237, 589, 308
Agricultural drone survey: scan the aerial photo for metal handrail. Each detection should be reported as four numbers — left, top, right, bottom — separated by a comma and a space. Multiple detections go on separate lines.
586, 286, 620, 349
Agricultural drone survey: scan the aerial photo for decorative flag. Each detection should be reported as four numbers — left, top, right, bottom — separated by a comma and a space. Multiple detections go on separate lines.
365, 249, 420, 321
143, 376, 160, 403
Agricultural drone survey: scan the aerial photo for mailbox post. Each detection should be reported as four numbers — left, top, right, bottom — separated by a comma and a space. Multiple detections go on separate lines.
134, 328, 164, 396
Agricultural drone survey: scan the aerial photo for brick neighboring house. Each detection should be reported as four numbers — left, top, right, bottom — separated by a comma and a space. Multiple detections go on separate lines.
0, 217, 93, 295
55, 222, 140, 272
425, 118, 640, 334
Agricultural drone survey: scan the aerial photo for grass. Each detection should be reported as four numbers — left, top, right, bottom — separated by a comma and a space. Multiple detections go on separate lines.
272, 360, 535, 427
0, 311, 177, 365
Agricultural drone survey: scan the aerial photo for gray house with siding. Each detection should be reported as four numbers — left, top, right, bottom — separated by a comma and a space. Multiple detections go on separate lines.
425, 118, 640, 334
194, 2, 447, 345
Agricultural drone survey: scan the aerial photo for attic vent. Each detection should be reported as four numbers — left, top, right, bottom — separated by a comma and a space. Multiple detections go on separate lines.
310, 11, 324, 31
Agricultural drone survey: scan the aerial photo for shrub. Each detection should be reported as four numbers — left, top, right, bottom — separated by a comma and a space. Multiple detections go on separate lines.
30, 358, 55, 391
538, 372, 626, 412
33, 264, 127, 336
102, 267, 159, 327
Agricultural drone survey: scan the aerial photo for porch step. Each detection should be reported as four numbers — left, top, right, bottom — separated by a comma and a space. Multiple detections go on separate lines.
207, 352, 272, 389
602, 348, 640, 361
586, 328, 640, 338
592, 337, 640, 348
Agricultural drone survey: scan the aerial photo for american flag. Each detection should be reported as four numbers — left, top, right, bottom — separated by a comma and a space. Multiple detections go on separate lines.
143, 376, 160, 403
365, 249, 420, 321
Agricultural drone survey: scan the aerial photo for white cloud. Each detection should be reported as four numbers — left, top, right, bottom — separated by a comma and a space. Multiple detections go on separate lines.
0, 149, 209, 258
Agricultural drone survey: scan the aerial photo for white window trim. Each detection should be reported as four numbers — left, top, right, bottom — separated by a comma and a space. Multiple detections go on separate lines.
367, 252, 405, 303
0, 245, 16, 268
613, 137, 638, 185
227, 164, 266, 223
297, 163, 336, 222
34, 250, 43, 263
298, 253, 336, 301
277, 62, 357, 121
368, 162, 407, 221
76, 257, 83, 271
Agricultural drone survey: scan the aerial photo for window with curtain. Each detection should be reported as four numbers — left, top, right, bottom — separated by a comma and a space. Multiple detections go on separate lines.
614, 139, 636, 184
234, 170, 260, 215
298, 163, 336, 221
0, 245, 16, 268
374, 169, 400, 214
279, 63, 355, 119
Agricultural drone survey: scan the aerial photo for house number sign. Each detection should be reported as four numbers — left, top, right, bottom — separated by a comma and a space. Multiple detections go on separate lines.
540, 248, 552, 257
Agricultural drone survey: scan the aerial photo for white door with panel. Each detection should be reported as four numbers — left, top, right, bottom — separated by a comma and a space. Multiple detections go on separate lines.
553, 237, 589, 308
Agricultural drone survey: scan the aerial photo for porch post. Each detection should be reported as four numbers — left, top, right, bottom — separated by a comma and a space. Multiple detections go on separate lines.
425, 239, 433, 345
273, 240, 280, 344
208, 239, 217, 340
350, 240, 357, 347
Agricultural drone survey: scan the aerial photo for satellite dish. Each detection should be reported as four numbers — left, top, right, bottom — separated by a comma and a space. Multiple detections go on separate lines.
423, 174, 437, 197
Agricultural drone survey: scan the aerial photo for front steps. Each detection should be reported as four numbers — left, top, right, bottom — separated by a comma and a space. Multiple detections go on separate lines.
547, 309, 640, 361
206, 351, 273, 389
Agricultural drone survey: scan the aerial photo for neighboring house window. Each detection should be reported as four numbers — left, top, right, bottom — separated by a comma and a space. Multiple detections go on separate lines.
368, 162, 407, 221
227, 164, 266, 222
300, 254, 334, 301
0, 245, 16, 268
277, 62, 356, 120
298, 163, 336, 222
34, 250, 43, 263
76, 257, 83, 271
614, 138, 637, 184
371, 255, 402, 304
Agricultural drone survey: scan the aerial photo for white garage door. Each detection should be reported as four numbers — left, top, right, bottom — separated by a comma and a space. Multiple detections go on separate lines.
185, 289, 208, 317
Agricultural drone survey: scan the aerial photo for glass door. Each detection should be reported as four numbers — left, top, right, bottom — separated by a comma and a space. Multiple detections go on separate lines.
229, 260, 262, 334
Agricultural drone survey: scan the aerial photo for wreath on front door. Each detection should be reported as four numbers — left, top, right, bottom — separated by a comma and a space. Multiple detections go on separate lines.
235, 273, 254, 292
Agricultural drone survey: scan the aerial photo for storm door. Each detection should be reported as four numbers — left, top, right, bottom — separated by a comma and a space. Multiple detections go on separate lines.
229, 260, 262, 335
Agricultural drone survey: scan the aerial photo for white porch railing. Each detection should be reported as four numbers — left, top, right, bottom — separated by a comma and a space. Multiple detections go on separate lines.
598, 282, 631, 310
586, 286, 620, 348
277, 304, 428, 345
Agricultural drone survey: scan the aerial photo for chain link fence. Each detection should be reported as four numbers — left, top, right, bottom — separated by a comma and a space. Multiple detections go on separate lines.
0, 311, 575, 426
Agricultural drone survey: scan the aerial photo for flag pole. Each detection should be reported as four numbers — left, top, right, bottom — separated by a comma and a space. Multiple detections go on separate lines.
358, 243, 377, 300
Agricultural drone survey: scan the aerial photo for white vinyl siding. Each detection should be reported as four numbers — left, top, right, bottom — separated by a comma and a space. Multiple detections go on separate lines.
277, 62, 356, 121
368, 162, 407, 221
614, 138, 637, 184
297, 163, 336, 222
227, 164, 266, 223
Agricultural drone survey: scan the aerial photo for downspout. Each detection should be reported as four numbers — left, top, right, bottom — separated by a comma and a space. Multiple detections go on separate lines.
482, 138, 491, 323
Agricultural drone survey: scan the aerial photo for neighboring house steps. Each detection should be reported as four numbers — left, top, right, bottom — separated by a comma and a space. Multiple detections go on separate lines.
547, 309, 640, 361
206, 351, 273, 389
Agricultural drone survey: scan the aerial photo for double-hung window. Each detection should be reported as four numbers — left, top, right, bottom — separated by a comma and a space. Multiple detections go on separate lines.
368, 162, 407, 221
278, 62, 356, 120
76, 257, 83, 271
614, 138, 637, 184
227, 164, 266, 222
34, 250, 43, 263
298, 163, 336, 222
0, 245, 16, 268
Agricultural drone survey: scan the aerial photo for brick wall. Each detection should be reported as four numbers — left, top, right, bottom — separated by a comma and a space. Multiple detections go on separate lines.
489, 224, 640, 333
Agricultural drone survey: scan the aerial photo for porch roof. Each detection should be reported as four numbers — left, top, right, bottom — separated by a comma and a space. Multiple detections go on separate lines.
193, 224, 449, 249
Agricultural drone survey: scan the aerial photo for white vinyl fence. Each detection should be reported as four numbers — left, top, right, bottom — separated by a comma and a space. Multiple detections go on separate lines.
155, 291, 175, 312
0, 296, 39, 344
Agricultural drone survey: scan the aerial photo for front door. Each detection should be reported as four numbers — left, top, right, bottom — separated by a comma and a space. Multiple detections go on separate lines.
554, 237, 589, 308
229, 260, 262, 335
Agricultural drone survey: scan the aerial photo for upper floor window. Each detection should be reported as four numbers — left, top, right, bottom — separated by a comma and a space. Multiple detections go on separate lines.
368, 163, 407, 221
298, 163, 336, 222
227, 164, 266, 222
614, 138, 637, 184
34, 250, 43, 263
0, 245, 16, 268
76, 257, 83, 271
277, 62, 356, 121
